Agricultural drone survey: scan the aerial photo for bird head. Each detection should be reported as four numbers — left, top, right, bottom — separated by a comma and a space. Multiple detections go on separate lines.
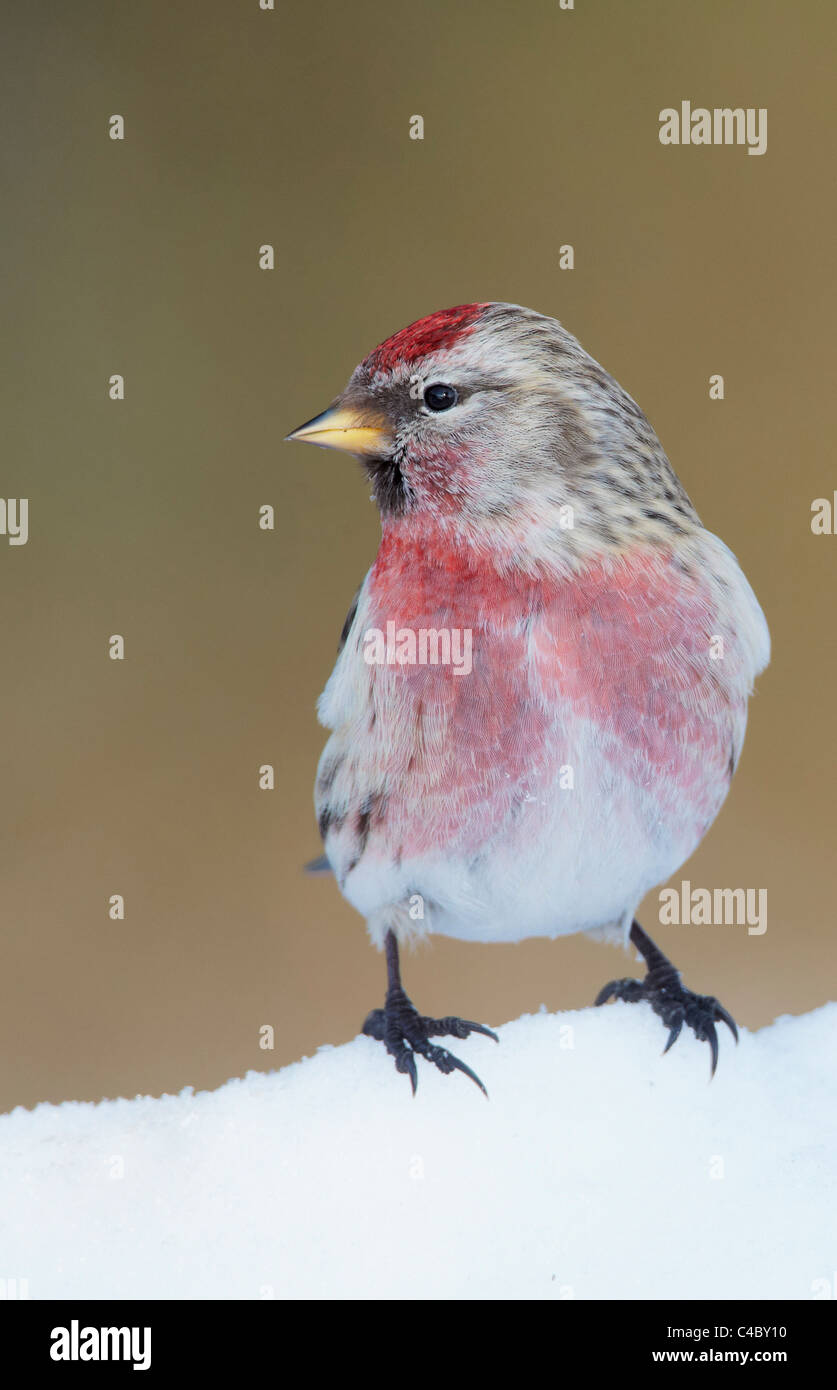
288, 303, 698, 565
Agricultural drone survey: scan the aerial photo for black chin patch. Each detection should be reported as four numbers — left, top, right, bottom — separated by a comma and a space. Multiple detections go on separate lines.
362, 457, 413, 516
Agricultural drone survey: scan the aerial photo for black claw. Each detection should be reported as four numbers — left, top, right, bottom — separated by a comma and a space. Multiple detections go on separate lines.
362, 992, 494, 1096
595, 978, 644, 1007
703, 1020, 719, 1076
397, 1047, 418, 1095
451, 1057, 488, 1097
715, 1003, 739, 1043
421, 1043, 489, 1097
425, 1016, 499, 1044
595, 921, 739, 1077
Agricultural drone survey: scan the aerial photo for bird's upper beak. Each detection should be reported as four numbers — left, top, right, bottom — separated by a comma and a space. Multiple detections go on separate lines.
285, 403, 392, 457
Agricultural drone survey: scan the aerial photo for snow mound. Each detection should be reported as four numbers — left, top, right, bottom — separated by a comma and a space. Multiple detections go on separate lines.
1, 1003, 835, 1300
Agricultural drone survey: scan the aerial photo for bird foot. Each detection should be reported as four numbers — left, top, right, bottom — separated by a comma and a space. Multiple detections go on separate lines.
594, 921, 738, 1075
362, 986, 498, 1096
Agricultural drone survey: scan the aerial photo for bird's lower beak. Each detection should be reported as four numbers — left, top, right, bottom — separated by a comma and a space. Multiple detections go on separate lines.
285, 404, 392, 457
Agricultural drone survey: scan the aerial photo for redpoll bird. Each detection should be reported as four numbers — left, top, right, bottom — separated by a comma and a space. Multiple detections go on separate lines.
288, 303, 770, 1094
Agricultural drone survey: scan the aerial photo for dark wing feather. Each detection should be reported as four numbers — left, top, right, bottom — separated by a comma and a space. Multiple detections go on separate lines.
338, 585, 362, 654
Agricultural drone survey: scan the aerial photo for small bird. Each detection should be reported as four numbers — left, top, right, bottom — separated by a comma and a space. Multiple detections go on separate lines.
287, 303, 769, 1094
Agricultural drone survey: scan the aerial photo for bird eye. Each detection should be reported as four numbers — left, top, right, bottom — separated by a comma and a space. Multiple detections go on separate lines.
423, 382, 458, 412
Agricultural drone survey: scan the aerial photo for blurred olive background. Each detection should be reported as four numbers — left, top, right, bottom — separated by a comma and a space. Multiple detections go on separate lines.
0, 0, 834, 1112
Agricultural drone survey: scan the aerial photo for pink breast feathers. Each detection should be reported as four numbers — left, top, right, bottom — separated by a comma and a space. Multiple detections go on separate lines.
361, 530, 741, 858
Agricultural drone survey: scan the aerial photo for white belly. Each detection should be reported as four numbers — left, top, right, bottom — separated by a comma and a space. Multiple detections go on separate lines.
337, 714, 713, 947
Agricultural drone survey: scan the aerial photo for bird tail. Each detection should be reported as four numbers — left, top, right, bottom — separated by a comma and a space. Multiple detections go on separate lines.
304, 854, 333, 876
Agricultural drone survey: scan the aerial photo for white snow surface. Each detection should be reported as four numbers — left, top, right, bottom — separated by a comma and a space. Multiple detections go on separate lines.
1, 1003, 835, 1301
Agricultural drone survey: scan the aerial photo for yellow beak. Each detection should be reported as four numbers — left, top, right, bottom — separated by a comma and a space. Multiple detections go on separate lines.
285, 404, 392, 457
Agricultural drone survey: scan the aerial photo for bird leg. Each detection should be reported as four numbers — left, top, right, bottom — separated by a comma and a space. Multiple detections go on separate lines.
362, 929, 498, 1095
594, 920, 738, 1075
